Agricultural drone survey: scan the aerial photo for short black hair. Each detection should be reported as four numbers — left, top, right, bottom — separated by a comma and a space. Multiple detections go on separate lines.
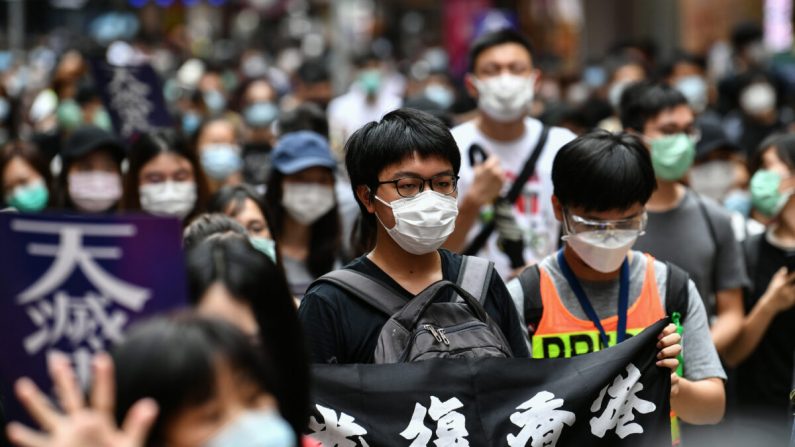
345, 108, 460, 252
277, 102, 329, 139
552, 130, 657, 212
619, 81, 689, 132
296, 58, 330, 84
751, 132, 795, 174
468, 28, 534, 73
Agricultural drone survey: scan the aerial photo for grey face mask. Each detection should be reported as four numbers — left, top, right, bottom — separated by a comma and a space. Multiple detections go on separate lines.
203, 409, 295, 447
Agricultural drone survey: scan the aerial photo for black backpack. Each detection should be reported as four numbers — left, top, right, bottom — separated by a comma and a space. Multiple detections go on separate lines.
515, 260, 691, 337
312, 256, 514, 363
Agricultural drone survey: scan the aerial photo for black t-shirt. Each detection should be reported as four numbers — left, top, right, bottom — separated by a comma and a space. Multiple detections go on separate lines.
736, 235, 795, 437
297, 249, 530, 364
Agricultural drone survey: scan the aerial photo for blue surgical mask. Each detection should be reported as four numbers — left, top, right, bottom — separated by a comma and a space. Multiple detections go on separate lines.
723, 189, 752, 217
182, 112, 202, 136
200, 143, 243, 180
244, 102, 279, 128
424, 84, 454, 109
249, 236, 277, 263
203, 90, 227, 115
203, 409, 295, 447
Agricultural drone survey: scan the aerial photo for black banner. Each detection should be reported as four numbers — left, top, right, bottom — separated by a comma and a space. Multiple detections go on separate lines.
308, 318, 671, 446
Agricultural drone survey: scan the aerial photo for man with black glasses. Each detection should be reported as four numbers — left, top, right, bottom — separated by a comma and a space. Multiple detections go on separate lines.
298, 108, 529, 364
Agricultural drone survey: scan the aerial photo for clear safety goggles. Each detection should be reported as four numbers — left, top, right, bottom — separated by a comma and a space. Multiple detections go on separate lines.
562, 209, 647, 240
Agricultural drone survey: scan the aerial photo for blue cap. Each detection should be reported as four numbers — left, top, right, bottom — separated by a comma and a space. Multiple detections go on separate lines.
272, 130, 337, 174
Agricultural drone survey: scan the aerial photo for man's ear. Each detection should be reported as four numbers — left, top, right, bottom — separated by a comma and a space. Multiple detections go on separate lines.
464, 73, 479, 99
551, 195, 564, 222
355, 185, 375, 213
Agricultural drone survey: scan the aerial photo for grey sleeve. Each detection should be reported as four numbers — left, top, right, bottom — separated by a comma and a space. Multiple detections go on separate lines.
711, 205, 751, 291
506, 277, 531, 351
681, 279, 727, 381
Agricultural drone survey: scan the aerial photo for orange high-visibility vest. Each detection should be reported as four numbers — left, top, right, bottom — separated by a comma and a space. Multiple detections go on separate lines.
531, 253, 665, 359
530, 253, 681, 445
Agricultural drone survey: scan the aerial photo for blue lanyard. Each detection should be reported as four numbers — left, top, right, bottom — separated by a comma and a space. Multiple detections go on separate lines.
556, 249, 630, 349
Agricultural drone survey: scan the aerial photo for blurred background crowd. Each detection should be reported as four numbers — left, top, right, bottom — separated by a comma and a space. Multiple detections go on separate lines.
3, 0, 795, 445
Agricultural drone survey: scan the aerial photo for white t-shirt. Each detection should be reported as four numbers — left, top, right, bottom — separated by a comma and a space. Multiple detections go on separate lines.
327, 87, 402, 150
452, 117, 576, 278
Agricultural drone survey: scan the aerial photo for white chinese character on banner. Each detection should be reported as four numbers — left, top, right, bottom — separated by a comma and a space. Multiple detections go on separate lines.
589, 363, 656, 439
107, 67, 154, 137
12, 219, 150, 385
400, 396, 469, 446
308, 404, 370, 447
507, 391, 576, 447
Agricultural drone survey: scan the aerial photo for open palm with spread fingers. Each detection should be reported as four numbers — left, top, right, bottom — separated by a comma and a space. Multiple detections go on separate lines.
6, 352, 158, 447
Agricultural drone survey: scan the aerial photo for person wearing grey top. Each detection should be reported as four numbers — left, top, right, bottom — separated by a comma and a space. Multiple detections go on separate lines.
621, 81, 748, 358
508, 131, 725, 427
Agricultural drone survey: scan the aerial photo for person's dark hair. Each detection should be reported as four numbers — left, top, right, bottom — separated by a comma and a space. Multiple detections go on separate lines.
750, 133, 795, 174
619, 81, 689, 132
113, 313, 278, 444
184, 236, 309, 437
604, 52, 648, 83
552, 130, 657, 212
122, 130, 210, 223
0, 140, 52, 205
345, 108, 461, 252
468, 28, 534, 73
264, 169, 340, 278
277, 103, 329, 139
296, 58, 330, 84
182, 213, 247, 249
731, 21, 763, 51
662, 50, 707, 78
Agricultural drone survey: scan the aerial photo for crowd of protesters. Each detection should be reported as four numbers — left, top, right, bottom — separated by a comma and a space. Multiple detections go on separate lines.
2, 11, 795, 447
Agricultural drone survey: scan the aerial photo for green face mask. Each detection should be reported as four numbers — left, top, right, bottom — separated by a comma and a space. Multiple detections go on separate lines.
56, 99, 83, 131
650, 133, 696, 181
92, 108, 113, 131
359, 69, 382, 95
5, 180, 49, 212
750, 169, 791, 217
249, 236, 277, 263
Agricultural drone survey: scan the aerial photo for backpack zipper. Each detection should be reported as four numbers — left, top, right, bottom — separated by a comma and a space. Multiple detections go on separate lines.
423, 324, 449, 345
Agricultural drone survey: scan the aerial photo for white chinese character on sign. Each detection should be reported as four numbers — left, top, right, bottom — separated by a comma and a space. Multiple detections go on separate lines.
107, 67, 154, 137
507, 391, 576, 447
589, 363, 656, 439
12, 219, 150, 385
400, 396, 469, 446
308, 404, 369, 447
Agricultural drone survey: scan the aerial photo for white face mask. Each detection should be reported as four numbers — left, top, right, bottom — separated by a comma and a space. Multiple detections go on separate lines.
68, 171, 122, 212
203, 408, 295, 447
473, 73, 535, 122
139, 181, 197, 219
675, 75, 708, 114
740, 82, 776, 116
688, 160, 736, 201
281, 182, 336, 225
564, 229, 639, 273
375, 190, 459, 255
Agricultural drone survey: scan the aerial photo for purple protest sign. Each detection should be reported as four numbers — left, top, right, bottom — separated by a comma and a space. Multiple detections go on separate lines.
89, 59, 173, 138
0, 212, 187, 426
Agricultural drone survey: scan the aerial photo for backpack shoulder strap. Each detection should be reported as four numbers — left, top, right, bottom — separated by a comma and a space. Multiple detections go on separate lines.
312, 269, 407, 316
517, 264, 544, 335
664, 261, 690, 322
456, 256, 494, 304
